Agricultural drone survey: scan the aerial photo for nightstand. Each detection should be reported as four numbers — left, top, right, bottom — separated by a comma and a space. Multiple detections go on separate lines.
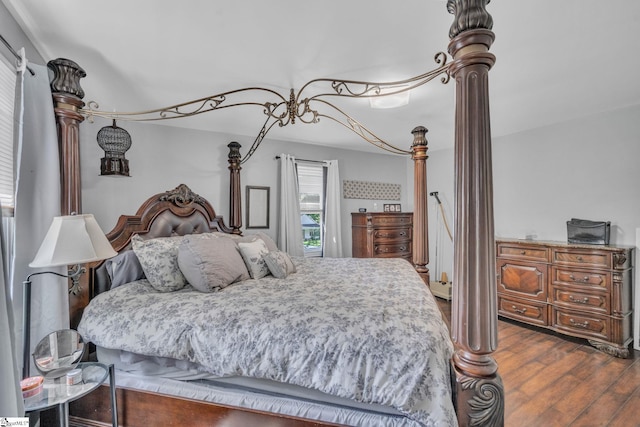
24, 362, 117, 427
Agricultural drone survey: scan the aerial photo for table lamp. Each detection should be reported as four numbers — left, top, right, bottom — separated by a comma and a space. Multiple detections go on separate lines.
23, 214, 117, 378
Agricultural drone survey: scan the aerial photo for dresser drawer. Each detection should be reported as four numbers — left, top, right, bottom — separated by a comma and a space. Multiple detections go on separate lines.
552, 307, 610, 341
372, 226, 412, 242
373, 243, 411, 258
552, 248, 611, 269
551, 267, 609, 292
497, 242, 550, 262
498, 295, 548, 326
369, 214, 412, 227
497, 259, 548, 301
551, 286, 609, 314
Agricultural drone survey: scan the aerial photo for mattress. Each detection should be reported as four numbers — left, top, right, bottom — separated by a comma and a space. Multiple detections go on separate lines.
80, 257, 456, 426
97, 346, 419, 426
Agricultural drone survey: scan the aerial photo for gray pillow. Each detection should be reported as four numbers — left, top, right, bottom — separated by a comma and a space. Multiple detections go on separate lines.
212, 232, 278, 252
263, 250, 297, 279
178, 236, 250, 292
105, 250, 145, 289
245, 232, 278, 252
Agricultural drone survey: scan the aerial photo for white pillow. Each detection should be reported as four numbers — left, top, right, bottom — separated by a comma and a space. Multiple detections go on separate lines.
237, 238, 270, 279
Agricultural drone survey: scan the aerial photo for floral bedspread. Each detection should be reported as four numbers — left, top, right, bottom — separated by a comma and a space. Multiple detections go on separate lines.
78, 257, 456, 426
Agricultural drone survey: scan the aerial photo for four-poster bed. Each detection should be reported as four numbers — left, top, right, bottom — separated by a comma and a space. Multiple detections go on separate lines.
46, 1, 503, 425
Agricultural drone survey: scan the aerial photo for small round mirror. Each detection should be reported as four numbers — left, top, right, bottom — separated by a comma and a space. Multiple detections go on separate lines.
33, 329, 85, 378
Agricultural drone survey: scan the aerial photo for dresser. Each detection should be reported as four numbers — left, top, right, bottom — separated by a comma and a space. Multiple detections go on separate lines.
496, 239, 634, 358
351, 212, 413, 263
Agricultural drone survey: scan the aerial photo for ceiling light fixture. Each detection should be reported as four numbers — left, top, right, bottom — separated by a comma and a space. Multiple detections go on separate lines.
369, 89, 411, 109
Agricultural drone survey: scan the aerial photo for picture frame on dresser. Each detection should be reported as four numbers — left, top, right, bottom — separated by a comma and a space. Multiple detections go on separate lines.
383, 204, 402, 212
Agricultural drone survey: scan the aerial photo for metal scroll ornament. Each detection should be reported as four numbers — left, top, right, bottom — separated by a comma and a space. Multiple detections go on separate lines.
83, 52, 451, 163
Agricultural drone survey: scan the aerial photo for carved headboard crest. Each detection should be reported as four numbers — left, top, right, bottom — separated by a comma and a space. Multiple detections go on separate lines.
159, 184, 207, 208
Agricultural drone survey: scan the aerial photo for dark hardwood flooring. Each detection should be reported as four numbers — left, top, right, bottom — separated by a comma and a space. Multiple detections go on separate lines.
436, 298, 640, 427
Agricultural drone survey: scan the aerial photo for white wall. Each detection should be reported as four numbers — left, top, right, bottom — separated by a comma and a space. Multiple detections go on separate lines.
0, 2, 44, 66
427, 104, 640, 349
79, 119, 412, 256
428, 104, 640, 276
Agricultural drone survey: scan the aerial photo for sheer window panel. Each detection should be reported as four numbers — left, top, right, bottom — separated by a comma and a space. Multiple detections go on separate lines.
0, 57, 16, 281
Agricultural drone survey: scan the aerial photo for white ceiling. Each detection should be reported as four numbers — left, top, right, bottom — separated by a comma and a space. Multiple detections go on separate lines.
4, 0, 640, 153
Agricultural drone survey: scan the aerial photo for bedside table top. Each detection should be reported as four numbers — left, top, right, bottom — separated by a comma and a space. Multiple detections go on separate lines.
24, 362, 109, 413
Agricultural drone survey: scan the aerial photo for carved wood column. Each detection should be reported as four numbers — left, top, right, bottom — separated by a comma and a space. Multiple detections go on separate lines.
411, 126, 429, 284
48, 58, 86, 216
447, 0, 504, 425
227, 142, 242, 234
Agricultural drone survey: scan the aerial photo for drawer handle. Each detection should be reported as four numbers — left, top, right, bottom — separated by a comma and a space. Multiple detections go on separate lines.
568, 295, 589, 304
568, 274, 590, 283
399, 246, 406, 251
511, 305, 527, 315
569, 318, 590, 329
520, 251, 526, 255
399, 231, 406, 236
576, 256, 583, 262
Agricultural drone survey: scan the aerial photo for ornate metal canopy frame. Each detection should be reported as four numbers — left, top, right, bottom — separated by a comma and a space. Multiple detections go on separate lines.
82, 52, 450, 163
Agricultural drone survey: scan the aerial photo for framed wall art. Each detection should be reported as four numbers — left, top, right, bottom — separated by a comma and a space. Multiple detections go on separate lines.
246, 186, 270, 229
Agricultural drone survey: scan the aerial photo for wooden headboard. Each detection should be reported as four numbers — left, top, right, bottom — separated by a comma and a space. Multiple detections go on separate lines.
70, 184, 235, 328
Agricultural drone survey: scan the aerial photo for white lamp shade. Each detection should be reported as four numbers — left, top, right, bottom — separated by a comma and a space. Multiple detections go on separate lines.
29, 214, 118, 268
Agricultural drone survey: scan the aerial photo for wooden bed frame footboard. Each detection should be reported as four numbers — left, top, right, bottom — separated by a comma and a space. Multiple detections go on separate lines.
50, 1, 503, 425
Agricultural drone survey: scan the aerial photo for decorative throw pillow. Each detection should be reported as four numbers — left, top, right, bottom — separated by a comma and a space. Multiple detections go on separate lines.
131, 234, 188, 292
237, 238, 270, 279
245, 232, 279, 252
105, 250, 146, 289
178, 236, 250, 292
263, 250, 297, 279
212, 232, 278, 252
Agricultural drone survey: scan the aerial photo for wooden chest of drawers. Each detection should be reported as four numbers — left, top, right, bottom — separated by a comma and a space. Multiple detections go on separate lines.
496, 239, 634, 357
351, 212, 412, 262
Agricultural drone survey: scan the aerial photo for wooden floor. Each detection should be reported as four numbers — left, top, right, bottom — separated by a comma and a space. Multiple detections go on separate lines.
436, 299, 640, 427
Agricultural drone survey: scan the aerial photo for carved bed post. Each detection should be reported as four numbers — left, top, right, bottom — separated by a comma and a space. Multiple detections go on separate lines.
227, 141, 243, 234
47, 58, 88, 328
446, 1, 504, 426
47, 58, 86, 216
411, 126, 429, 284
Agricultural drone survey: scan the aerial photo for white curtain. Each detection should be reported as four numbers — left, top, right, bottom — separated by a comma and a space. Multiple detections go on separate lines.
0, 204, 22, 415
278, 154, 304, 256
12, 62, 67, 379
323, 160, 342, 257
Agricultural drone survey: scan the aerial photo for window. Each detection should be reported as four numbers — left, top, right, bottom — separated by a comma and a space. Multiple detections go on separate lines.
297, 163, 324, 257
0, 57, 16, 279
0, 57, 15, 215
